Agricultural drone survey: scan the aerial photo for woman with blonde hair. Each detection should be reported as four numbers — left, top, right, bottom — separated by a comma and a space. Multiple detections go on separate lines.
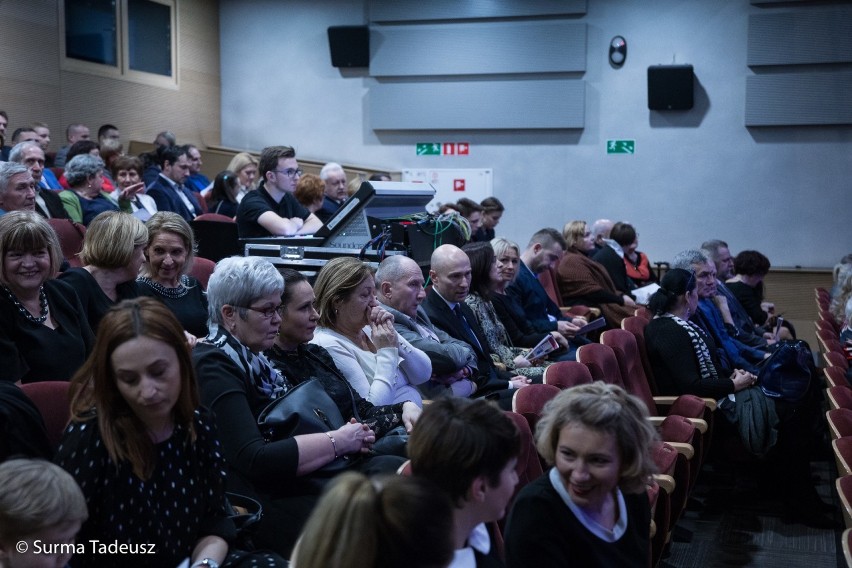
292, 472, 454, 568
311, 257, 431, 406
0, 211, 93, 383
505, 382, 658, 567
137, 212, 208, 337
557, 220, 635, 328
58, 211, 146, 330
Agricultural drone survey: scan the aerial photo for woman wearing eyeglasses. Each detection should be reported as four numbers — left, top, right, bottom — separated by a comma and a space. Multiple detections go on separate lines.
193, 256, 404, 557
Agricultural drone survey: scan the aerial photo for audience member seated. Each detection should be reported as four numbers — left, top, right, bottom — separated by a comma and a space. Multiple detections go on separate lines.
831, 254, 852, 299
644, 269, 831, 526
98, 138, 123, 184
0, 111, 10, 161
206, 170, 241, 217
505, 382, 657, 568
203, 151, 258, 200
591, 221, 636, 298
57, 298, 284, 567
671, 250, 768, 376
53, 123, 90, 168
110, 155, 157, 222
145, 145, 203, 222
28, 124, 61, 187
590, 218, 614, 253
474, 196, 504, 242
0, 459, 88, 567
236, 146, 323, 238
266, 268, 420, 441
375, 255, 479, 399
454, 197, 484, 242
842, 299, 852, 345
59, 155, 128, 225
0, 161, 36, 214
463, 241, 545, 381
58, 211, 145, 331
507, 228, 586, 354
0, 383, 53, 460
832, 266, 852, 327
611, 222, 657, 288
184, 144, 211, 193
291, 472, 454, 568
8, 142, 69, 219
194, 256, 404, 557
315, 162, 348, 223
59, 140, 115, 192
703, 239, 793, 344
557, 220, 635, 328
490, 237, 573, 359
422, 244, 529, 408
311, 257, 430, 406
408, 396, 521, 567
140, 131, 177, 186
137, 212, 208, 338
0, 211, 93, 383
726, 250, 776, 329
294, 173, 325, 215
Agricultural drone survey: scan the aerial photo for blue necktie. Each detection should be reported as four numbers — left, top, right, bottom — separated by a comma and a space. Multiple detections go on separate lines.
453, 304, 483, 352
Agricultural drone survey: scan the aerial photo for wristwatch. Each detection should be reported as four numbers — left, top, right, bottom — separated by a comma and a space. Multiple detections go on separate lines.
191, 559, 219, 568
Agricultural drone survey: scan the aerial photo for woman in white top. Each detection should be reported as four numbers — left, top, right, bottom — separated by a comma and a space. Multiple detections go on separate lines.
311, 257, 431, 406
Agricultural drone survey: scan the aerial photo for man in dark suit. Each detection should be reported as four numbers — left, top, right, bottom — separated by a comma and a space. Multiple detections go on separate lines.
376, 254, 479, 399
421, 244, 529, 407
507, 228, 586, 360
145, 145, 203, 222
8, 142, 69, 219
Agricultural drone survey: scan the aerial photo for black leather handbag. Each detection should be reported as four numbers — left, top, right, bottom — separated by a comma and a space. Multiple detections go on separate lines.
758, 340, 813, 403
256, 378, 355, 474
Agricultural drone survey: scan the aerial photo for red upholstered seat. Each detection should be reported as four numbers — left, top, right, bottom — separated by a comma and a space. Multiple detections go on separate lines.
19, 381, 71, 451
511, 384, 561, 434
48, 218, 86, 269
828, 408, 852, 439
542, 361, 593, 389
188, 257, 216, 291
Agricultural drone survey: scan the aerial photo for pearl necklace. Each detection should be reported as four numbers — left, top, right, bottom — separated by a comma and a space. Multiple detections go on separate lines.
2, 284, 49, 324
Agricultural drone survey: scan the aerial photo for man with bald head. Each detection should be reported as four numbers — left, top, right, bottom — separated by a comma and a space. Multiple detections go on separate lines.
421, 245, 530, 407
376, 255, 479, 398
8, 142, 67, 218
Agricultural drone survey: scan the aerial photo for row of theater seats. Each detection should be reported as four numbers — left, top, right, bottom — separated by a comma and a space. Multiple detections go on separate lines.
503, 271, 719, 567
817, 287, 852, 566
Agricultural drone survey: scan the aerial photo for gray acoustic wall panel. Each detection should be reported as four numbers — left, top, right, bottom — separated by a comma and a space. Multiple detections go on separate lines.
370, 21, 586, 77
369, 0, 586, 22
745, 71, 852, 126
369, 79, 585, 130
748, 8, 852, 66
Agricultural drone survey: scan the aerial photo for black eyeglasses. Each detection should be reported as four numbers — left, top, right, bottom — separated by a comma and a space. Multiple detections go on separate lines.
273, 168, 303, 179
238, 304, 285, 319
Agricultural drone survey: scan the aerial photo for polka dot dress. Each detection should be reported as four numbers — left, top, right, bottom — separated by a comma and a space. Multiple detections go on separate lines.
56, 409, 234, 567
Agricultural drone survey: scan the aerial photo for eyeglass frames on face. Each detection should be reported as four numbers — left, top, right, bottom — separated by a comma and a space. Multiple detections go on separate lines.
236, 304, 285, 318
273, 168, 303, 179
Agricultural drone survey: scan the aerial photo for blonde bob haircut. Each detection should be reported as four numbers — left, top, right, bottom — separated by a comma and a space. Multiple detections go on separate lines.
80, 211, 147, 269
561, 220, 588, 252
535, 381, 658, 494
293, 472, 454, 568
0, 458, 88, 545
313, 256, 374, 328
490, 237, 520, 260
140, 212, 197, 279
0, 211, 63, 282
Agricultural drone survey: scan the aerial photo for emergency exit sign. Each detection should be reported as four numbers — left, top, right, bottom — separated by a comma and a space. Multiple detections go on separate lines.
416, 142, 470, 156
607, 140, 635, 154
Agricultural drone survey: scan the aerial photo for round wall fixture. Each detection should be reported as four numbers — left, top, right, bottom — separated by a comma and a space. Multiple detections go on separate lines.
609, 36, 627, 67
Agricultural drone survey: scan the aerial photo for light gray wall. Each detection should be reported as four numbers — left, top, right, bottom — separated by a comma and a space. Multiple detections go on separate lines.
220, 0, 852, 268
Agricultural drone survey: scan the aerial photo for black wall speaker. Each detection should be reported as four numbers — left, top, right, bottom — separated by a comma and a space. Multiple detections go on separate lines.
647, 65, 694, 110
328, 26, 369, 68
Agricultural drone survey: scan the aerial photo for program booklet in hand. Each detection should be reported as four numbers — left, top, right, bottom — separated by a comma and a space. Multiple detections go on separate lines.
575, 317, 607, 336
524, 334, 560, 361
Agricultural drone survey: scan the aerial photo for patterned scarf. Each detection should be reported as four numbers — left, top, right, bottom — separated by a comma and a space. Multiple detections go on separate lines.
661, 313, 720, 383
205, 324, 290, 399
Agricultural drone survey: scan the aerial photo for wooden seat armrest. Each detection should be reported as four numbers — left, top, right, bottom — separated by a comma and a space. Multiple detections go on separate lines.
665, 442, 695, 460
646, 416, 707, 434
652, 395, 717, 412
652, 474, 675, 495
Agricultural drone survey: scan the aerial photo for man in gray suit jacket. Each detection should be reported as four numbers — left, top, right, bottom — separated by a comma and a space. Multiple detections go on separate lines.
376, 254, 479, 398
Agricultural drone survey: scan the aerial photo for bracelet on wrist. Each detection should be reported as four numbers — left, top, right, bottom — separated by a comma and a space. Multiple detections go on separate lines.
325, 431, 339, 458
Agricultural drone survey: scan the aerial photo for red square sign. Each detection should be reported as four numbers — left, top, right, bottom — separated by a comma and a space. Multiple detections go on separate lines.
457, 142, 469, 155
453, 179, 465, 192
443, 143, 456, 155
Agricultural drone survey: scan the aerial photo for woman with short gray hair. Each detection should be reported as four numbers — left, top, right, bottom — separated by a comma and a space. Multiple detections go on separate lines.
59, 154, 128, 225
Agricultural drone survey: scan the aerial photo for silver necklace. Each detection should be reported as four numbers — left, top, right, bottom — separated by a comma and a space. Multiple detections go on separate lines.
2, 284, 49, 324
